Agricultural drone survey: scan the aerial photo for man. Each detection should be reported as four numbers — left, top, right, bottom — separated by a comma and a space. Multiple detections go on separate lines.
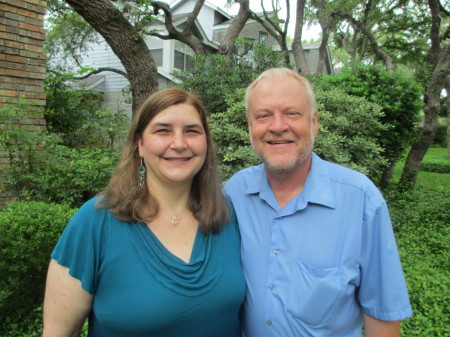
224, 68, 412, 337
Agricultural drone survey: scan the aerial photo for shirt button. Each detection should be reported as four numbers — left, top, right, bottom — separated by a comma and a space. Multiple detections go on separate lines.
267, 320, 272, 326
268, 284, 274, 290
273, 249, 280, 254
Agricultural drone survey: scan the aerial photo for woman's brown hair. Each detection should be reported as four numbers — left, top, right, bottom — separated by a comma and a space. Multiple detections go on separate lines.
97, 87, 229, 233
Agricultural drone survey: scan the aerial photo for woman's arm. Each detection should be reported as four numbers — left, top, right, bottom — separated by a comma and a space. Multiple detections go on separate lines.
43, 259, 93, 337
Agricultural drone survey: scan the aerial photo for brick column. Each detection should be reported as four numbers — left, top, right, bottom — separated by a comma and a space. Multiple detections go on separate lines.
0, 0, 47, 208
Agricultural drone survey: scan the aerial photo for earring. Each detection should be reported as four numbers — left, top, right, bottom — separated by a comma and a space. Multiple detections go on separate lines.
138, 157, 146, 188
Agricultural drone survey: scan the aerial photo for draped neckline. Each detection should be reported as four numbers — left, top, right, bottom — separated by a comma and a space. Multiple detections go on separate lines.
128, 222, 224, 296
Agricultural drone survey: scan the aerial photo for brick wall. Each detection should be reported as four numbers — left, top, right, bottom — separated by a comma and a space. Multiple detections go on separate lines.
0, 0, 47, 208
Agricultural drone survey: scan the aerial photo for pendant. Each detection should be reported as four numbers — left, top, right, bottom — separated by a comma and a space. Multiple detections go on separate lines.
171, 216, 178, 225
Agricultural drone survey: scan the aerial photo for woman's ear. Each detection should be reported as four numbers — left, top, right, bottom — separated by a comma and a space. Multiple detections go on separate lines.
137, 137, 143, 157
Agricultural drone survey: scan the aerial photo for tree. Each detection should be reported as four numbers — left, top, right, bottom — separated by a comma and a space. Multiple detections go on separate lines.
399, 0, 450, 188
292, 0, 311, 74
312, 0, 449, 188
62, 0, 159, 114
47, 0, 255, 115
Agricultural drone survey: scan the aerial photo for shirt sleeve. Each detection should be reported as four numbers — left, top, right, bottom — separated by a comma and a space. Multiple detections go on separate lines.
358, 196, 413, 321
51, 197, 106, 295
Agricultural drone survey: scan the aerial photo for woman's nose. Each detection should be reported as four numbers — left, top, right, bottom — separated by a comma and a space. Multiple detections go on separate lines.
170, 132, 187, 151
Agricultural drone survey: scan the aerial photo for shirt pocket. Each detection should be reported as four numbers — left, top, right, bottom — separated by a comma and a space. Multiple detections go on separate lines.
286, 259, 344, 327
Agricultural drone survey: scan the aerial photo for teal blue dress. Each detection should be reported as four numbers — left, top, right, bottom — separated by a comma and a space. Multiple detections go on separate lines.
51, 197, 245, 337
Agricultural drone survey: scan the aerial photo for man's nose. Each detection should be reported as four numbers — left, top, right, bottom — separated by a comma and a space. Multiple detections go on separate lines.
268, 114, 288, 134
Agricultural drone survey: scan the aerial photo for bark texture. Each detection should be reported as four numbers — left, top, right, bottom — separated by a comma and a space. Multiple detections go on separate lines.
65, 0, 159, 115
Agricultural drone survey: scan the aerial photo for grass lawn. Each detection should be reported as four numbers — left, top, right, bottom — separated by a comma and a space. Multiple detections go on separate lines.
391, 147, 450, 190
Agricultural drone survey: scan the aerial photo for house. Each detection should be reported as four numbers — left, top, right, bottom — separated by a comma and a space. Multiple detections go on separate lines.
75, 0, 333, 115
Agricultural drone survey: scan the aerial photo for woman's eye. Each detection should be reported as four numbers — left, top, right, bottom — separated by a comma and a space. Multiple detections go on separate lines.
155, 129, 169, 134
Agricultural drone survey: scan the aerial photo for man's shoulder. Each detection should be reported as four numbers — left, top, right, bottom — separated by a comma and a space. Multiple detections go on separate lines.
316, 155, 379, 194
224, 164, 264, 193
227, 164, 264, 182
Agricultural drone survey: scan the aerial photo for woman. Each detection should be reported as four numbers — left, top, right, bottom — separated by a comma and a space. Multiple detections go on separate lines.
43, 88, 246, 337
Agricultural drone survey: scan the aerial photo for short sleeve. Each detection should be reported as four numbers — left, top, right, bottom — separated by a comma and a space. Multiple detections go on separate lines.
359, 197, 413, 320
51, 197, 107, 295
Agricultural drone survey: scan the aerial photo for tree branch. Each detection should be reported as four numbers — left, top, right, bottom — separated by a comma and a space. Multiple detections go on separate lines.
72, 67, 129, 80
333, 9, 394, 72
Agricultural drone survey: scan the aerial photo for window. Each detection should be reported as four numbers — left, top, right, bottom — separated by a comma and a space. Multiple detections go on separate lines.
259, 31, 268, 43
174, 51, 193, 71
151, 49, 163, 67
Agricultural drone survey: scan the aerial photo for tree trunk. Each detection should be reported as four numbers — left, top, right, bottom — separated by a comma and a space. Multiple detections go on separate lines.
65, 0, 159, 115
149, 0, 208, 56
292, 0, 309, 75
446, 76, 450, 159
399, 43, 450, 188
219, 0, 252, 60
378, 160, 396, 189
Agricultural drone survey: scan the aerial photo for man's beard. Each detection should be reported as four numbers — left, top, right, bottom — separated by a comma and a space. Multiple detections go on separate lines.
252, 133, 316, 173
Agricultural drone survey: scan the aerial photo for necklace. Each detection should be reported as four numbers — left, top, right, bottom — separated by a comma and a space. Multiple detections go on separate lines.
159, 206, 187, 225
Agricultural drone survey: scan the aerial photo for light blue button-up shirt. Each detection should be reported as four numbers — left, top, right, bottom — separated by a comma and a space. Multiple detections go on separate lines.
225, 153, 412, 337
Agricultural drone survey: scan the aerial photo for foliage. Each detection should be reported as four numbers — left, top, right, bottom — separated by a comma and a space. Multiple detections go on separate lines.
419, 147, 450, 173
0, 306, 43, 337
391, 148, 450, 191
314, 88, 387, 179
45, 73, 130, 148
173, 41, 288, 115
433, 124, 447, 148
385, 187, 449, 336
45, 10, 100, 70
2, 137, 119, 208
0, 103, 119, 207
312, 64, 423, 175
420, 159, 450, 174
210, 86, 387, 181
209, 89, 260, 180
0, 202, 77, 329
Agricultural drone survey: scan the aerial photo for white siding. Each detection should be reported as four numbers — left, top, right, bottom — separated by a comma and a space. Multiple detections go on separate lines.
80, 41, 129, 93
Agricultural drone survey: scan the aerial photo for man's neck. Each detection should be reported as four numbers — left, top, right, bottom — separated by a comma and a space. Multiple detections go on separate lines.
266, 155, 312, 209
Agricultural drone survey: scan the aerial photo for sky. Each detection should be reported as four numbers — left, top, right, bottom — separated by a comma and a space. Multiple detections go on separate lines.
173, 0, 321, 40
211, 0, 321, 40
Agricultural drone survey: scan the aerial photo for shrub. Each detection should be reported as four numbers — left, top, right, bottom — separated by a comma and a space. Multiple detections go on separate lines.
420, 158, 450, 173
2, 138, 119, 208
174, 41, 287, 115
209, 89, 260, 180
313, 64, 423, 186
0, 202, 77, 329
314, 88, 387, 180
385, 188, 449, 336
211, 87, 388, 181
432, 124, 447, 148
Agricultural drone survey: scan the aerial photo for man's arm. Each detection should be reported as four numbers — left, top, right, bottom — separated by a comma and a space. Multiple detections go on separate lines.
363, 314, 401, 337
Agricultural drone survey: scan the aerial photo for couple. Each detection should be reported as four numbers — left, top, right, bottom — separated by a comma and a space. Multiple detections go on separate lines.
43, 68, 412, 337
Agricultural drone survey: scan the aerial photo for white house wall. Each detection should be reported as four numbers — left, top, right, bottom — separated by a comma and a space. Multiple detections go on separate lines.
171, 0, 216, 41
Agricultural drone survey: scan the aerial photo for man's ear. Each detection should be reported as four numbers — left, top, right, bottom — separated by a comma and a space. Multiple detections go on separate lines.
313, 111, 319, 136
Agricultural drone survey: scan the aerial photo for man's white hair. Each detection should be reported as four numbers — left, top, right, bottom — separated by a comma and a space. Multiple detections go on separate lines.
245, 67, 317, 118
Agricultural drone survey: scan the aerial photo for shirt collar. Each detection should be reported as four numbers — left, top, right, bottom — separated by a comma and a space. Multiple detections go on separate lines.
244, 152, 336, 209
